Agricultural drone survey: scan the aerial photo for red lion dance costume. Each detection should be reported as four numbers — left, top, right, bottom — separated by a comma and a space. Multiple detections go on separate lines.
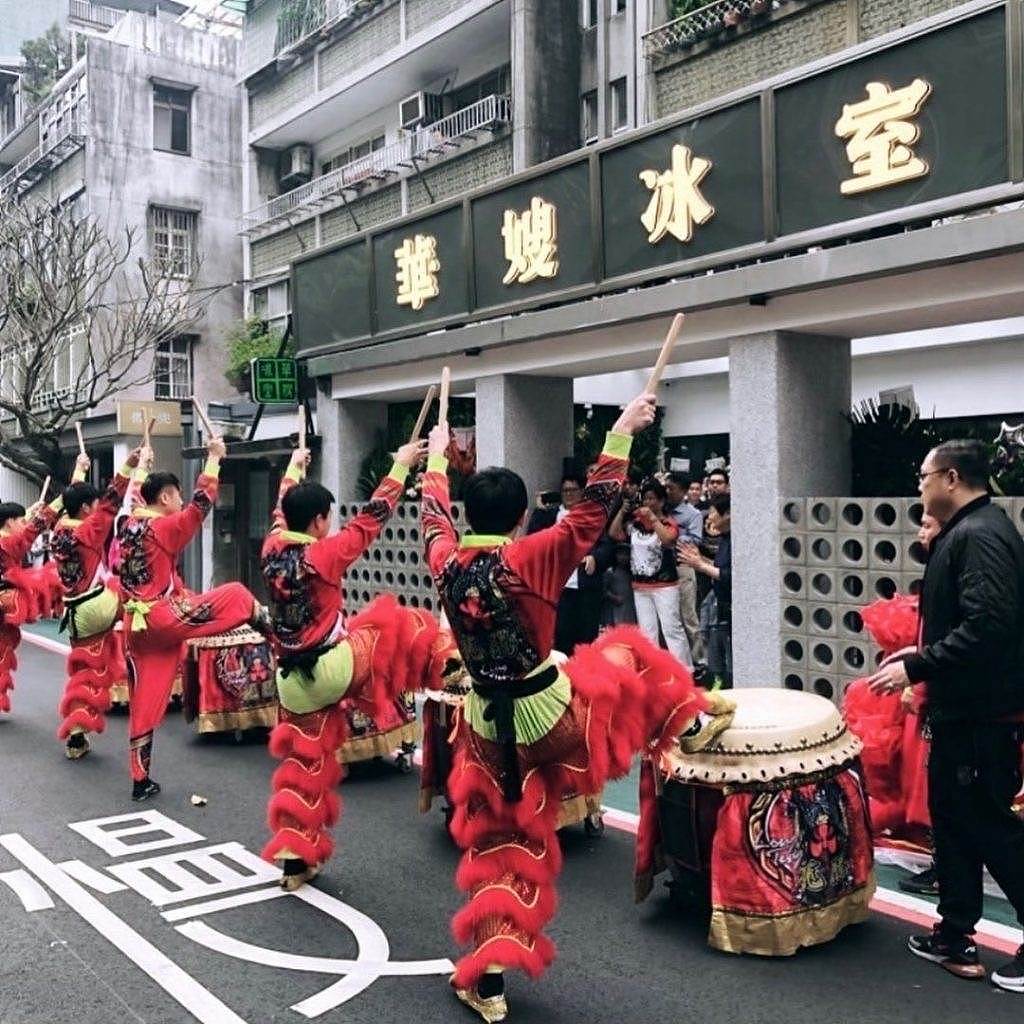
422, 428, 718, 1021
843, 594, 930, 838
0, 500, 63, 714
260, 453, 454, 890
52, 460, 132, 757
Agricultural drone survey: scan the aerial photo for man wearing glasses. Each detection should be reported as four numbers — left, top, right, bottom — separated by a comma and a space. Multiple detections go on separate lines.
869, 440, 1024, 992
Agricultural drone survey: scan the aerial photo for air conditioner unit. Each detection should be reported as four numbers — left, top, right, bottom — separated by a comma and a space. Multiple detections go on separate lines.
878, 385, 918, 414
280, 144, 313, 189
399, 91, 444, 130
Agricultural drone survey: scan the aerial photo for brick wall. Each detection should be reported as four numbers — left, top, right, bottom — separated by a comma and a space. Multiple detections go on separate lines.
249, 58, 314, 128
320, 183, 403, 245
407, 135, 513, 211
858, 0, 964, 38
319, 2, 401, 89
405, 0, 472, 38
250, 221, 316, 277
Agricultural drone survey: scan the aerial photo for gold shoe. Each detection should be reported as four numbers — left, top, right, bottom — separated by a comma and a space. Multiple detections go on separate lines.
679, 692, 736, 754
65, 736, 90, 760
453, 984, 508, 1023
279, 861, 319, 892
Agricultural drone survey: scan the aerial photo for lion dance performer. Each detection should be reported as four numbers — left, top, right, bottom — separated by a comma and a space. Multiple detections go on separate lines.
260, 441, 454, 891
118, 436, 266, 800
53, 447, 139, 759
0, 496, 64, 715
422, 391, 726, 1023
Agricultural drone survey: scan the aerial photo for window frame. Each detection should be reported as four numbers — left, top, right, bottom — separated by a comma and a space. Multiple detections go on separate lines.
150, 205, 199, 279
581, 89, 599, 146
153, 84, 193, 157
154, 336, 195, 401
610, 77, 629, 133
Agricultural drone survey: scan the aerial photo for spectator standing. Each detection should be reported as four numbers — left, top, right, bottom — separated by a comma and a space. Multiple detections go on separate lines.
610, 479, 692, 666
686, 478, 705, 511
680, 494, 732, 687
706, 467, 730, 499
602, 543, 637, 627
664, 472, 706, 668
868, 440, 1024, 990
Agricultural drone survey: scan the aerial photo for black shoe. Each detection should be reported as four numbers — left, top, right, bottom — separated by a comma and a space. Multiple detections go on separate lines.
908, 926, 986, 979
899, 865, 940, 896
692, 663, 709, 684
131, 778, 161, 802
65, 733, 90, 760
992, 945, 1024, 993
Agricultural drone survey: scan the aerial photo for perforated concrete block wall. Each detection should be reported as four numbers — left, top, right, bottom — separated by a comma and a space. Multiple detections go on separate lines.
780, 495, 1024, 705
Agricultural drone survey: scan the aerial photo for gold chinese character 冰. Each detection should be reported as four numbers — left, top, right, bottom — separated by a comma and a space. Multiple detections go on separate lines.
639, 143, 715, 245
834, 78, 932, 196
394, 234, 440, 311
501, 196, 559, 285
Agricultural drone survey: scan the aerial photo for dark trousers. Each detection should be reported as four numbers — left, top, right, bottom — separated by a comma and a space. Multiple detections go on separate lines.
929, 720, 1024, 936
554, 587, 601, 656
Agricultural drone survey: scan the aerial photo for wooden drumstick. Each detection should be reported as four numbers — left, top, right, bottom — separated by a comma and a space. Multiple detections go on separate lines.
298, 406, 306, 452
438, 367, 451, 426
75, 421, 85, 456
194, 400, 216, 440
410, 385, 437, 442
40, 476, 51, 501
645, 312, 686, 394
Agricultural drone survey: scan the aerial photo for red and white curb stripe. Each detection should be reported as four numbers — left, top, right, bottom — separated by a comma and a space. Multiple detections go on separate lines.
23, 629, 1019, 955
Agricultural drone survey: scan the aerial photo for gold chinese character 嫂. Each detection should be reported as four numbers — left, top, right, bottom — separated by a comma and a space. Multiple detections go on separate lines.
501, 196, 559, 285
639, 143, 715, 245
834, 78, 932, 196
394, 234, 440, 311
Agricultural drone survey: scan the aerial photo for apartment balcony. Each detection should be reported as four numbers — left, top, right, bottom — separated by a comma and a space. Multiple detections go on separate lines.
68, 0, 124, 31
643, 0, 789, 59
241, 93, 510, 234
0, 116, 87, 198
274, 0, 385, 56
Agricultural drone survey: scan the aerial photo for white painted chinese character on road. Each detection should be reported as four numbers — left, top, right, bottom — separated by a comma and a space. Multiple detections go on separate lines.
639, 143, 715, 244
834, 78, 932, 195
394, 234, 440, 311
501, 196, 559, 285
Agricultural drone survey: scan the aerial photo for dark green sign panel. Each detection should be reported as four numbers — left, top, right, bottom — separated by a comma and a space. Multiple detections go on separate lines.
776, 7, 1007, 235
250, 357, 299, 403
291, 238, 370, 351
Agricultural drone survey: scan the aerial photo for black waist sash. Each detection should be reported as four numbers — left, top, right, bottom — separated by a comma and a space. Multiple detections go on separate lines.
472, 662, 560, 803
59, 582, 107, 641
278, 640, 336, 681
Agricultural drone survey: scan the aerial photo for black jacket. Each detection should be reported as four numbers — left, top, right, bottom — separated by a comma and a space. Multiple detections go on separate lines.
525, 506, 613, 592
904, 496, 1024, 722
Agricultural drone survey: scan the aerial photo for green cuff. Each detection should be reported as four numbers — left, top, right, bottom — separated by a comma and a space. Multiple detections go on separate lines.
285, 463, 303, 483
203, 459, 220, 478
47, 497, 63, 514
603, 431, 633, 460
71, 467, 87, 484
386, 461, 409, 485
427, 454, 449, 474
132, 467, 149, 484
117, 464, 133, 480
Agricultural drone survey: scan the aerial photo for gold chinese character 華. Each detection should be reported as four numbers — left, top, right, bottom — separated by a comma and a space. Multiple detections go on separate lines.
394, 234, 440, 311
834, 78, 932, 196
639, 143, 715, 245
501, 196, 559, 285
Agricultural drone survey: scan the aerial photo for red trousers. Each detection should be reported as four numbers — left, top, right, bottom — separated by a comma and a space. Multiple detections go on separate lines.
126, 583, 255, 780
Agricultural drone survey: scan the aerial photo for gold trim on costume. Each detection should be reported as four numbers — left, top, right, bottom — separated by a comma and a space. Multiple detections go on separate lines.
336, 720, 421, 765
195, 705, 279, 733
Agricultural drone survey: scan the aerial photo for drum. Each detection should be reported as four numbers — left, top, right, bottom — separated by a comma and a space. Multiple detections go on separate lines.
183, 626, 277, 734
651, 687, 874, 956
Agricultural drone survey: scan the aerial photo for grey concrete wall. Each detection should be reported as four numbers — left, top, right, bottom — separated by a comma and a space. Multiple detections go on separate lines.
511, 0, 582, 169
474, 374, 575, 508
250, 221, 316, 278
729, 331, 851, 687
406, 136, 512, 210
85, 14, 244, 412
318, 2, 401, 90
317, 384, 389, 501
321, 183, 403, 244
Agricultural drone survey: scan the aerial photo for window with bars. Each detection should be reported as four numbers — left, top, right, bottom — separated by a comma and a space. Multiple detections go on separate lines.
251, 279, 290, 334
150, 206, 198, 278
449, 65, 512, 114
153, 85, 192, 155
154, 337, 193, 400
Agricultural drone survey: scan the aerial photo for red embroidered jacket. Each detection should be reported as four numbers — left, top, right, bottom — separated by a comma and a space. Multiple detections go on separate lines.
260, 461, 408, 653
51, 468, 131, 596
421, 432, 631, 683
117, 465, 219, 602
0, 503, 61, 582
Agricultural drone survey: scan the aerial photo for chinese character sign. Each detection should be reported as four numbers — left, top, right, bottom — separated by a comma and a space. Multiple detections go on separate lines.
834, 78, 932, 195
394, 234, 440, 311
501, 196, 559, 285
639, 143, 715, 244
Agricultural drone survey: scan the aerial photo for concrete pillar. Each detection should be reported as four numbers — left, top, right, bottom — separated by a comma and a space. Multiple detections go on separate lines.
316, 380, 388, 501
475, 374, 574, 506
511, 0, 582, 170
729, 331, 851, 686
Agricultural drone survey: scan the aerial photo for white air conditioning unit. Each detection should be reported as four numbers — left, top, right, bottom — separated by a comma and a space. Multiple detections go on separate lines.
280, 144, 313, 189
399, 91, 444, 130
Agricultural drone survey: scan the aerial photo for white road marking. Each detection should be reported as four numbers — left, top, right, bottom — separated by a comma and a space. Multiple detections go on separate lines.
69, 810, 205, 857
162, 885, 289, 922
57, 860, 129, 894
0, 868, 56, 911
0, 833, 251, 1024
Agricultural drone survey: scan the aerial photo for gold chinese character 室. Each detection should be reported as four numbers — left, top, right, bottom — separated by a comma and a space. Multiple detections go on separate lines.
394, 234, 440, 311
501, 196, 559, 285
639, 143, 715, 245
834, 78, 932, 196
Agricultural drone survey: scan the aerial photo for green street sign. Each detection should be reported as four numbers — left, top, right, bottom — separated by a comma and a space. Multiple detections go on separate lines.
250, 357, 299, 404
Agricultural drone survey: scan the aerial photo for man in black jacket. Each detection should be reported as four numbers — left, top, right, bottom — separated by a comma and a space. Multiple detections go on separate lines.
869, 440, 1024, 991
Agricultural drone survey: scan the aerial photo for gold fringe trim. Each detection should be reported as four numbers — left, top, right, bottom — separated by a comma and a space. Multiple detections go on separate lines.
195, 704, 279, 734
708, 874, 876, 956
110, 683, 129, 704
555, 792, 603, 830
336, 720, 421, 765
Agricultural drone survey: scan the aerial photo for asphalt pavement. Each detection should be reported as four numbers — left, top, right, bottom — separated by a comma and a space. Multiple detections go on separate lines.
1, 639, 1022, 1024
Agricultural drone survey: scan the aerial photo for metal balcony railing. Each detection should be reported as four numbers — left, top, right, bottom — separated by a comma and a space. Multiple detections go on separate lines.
0, 115, 87, 197
643, 0, 782, 59
274, 0, 384, 56
68, 0, 123, 29
240, 94, 511, 234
